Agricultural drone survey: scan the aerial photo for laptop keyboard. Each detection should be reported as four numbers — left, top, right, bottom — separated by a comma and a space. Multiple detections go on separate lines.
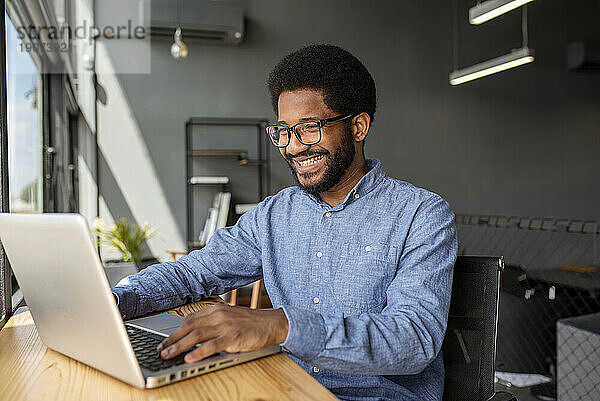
125, 324, 189, 372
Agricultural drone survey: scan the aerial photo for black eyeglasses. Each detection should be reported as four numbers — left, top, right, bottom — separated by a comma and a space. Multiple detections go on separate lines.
265, 114, 353, 148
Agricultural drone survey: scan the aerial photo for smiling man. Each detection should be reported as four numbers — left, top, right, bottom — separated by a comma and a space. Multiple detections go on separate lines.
112, 44, 457, 401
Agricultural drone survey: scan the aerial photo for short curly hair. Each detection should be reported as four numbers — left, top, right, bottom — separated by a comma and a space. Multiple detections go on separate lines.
267, 44, 376, 125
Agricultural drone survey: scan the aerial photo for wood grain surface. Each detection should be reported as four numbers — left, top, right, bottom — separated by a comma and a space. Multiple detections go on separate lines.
0, 301, 338, 401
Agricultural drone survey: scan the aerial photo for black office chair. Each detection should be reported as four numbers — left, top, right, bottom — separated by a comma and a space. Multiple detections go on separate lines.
442, 256, 517, 401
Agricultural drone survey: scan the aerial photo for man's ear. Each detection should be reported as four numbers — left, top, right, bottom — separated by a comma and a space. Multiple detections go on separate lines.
352, 112, 371, 142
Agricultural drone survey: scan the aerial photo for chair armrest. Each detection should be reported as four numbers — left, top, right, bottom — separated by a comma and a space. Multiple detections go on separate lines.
486, 391, 518, 401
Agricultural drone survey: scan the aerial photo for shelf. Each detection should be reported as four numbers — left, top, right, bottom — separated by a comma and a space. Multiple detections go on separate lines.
188, 150, 247, 157
187, 117, 269, 126
188, 150, 266, 166
186, 118, 270, 252
238, 159, 267, 166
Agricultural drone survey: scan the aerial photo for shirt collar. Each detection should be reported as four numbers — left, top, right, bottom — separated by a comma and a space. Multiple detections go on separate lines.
300, 158, 386, 210
339, 158, 385, 206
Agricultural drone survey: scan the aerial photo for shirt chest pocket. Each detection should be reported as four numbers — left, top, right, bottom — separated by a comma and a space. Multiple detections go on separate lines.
332, 243, 398, 316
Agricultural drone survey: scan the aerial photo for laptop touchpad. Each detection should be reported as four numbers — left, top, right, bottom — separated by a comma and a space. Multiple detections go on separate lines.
127, 314, 184, 336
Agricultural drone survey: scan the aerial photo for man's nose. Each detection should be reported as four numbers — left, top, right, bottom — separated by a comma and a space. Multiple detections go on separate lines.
285, 130, 310, 157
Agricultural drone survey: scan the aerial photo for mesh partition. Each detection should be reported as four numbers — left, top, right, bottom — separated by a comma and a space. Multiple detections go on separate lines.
456, 214, 600, 391
557, 314, 600, 400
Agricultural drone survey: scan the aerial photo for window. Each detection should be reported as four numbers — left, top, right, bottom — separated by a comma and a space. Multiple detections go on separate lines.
3, 12, 44, 311
5, 12, 43, 213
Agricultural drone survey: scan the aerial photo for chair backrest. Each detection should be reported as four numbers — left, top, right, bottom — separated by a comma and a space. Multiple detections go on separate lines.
443, 256, 504, 401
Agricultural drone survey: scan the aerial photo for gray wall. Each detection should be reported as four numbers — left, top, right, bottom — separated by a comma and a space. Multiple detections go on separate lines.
100, 0, 600, 255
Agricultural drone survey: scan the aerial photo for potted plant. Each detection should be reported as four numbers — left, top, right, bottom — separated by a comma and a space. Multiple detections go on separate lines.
92, 218, 158, 278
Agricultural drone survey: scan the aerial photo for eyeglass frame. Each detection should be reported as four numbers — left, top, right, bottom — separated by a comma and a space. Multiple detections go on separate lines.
265, 114, 354, 148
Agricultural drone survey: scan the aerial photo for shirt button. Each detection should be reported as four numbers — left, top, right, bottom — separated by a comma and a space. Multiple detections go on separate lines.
317, 251, 323, 258
313, 297, 320, 304
325, 212, 332, 217
313, 366, 320, 374
365, 245, 371, 252
354, 193, 360, 199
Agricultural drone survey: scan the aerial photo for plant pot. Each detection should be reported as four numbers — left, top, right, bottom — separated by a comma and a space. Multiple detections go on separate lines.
103, 258, 161, 287
137, 257, 160, 270
103, 261, 139, 287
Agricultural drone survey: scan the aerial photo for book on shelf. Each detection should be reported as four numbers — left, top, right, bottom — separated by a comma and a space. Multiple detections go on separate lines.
189, 176, 230, 185
198, 192, 231, 246
204, 207, 219, 242
235, 203, 259, 215
217, 192, 231, 229
198, 209, 213, 246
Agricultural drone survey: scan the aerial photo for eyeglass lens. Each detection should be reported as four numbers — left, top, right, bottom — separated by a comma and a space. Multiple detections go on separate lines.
267, 122, 321, 147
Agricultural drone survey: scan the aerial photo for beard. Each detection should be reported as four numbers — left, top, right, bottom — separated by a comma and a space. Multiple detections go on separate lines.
285, 125, 356, 197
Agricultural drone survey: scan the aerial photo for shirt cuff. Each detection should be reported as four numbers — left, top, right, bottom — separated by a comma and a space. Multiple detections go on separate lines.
280, 305, 327, 361
110, 286, 140, 320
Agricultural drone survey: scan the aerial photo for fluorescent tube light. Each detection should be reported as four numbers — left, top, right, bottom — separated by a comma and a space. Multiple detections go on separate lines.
449, 47, 534, 85
469, 0, 534, 25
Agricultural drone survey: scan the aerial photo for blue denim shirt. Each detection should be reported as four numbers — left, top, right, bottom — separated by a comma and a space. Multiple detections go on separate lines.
112, 159, 457, 401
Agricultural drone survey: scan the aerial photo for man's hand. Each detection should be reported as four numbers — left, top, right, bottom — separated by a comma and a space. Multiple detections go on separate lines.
156, 303, 289, 363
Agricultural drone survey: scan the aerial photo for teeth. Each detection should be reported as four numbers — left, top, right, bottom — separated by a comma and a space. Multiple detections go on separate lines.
297, 155, 324, 167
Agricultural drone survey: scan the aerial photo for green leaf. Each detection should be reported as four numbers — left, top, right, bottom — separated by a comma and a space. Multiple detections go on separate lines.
90, 217, 157, 264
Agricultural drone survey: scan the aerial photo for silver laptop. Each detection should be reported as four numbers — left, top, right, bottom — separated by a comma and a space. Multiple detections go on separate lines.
0, 213, 280, 388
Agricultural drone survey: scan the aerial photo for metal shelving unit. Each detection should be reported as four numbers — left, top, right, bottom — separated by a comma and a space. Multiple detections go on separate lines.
185, 117, 270, 250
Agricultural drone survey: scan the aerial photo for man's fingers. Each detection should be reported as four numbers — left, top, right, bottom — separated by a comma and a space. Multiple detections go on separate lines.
158, 329, 196, 359
159, 324, 219, 360
184, 337, 226, 364
157, 311, 209, 352
157, 304, 231, 352
157, 322, 192, 353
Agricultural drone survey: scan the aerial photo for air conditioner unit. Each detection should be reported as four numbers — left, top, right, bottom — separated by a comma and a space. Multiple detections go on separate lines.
150, 0, 244, 45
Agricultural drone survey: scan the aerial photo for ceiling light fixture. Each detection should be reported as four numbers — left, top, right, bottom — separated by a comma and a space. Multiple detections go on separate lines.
469, 0, 534, 25
449, 47, 534, 85
450, 4, 534, 85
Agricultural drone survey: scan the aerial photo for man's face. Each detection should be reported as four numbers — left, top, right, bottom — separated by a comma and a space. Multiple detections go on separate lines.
277, 89, 356, 196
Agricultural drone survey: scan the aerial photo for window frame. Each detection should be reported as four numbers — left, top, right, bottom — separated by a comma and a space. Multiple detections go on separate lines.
1, 0, 13, 330
5, 13, 45, 215
3, 6, 48, 312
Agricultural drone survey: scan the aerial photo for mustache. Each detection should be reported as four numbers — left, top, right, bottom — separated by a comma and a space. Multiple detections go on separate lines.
284, 149, 329, 162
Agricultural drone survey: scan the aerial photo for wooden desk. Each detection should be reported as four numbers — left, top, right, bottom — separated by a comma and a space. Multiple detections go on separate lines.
0, 301, 338, 401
